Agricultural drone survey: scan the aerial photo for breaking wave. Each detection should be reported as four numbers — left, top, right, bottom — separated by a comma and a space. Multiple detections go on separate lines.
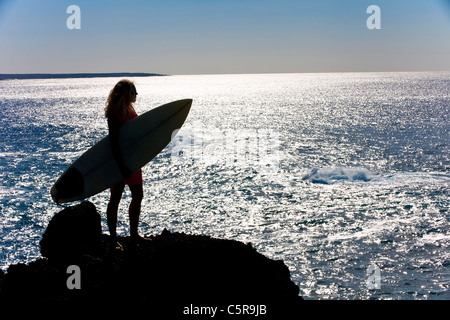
302, 166, 378, 184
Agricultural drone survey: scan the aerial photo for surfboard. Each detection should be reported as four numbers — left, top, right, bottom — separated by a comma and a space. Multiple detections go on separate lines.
51, 99, 193, 204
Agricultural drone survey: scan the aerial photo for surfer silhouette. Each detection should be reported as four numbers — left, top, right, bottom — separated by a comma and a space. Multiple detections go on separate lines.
104, 79, 146, 250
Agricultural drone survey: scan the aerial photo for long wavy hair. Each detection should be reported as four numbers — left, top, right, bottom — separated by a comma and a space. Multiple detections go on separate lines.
104, 79, 136, 120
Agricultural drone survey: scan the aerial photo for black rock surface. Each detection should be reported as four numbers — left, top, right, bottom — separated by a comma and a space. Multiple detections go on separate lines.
0, 201, 303, 317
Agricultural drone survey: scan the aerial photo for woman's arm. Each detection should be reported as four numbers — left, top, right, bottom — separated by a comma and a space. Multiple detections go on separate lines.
108, 115, 132, 179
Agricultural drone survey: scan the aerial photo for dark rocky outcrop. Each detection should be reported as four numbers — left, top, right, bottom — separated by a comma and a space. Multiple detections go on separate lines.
0, 201, 303, 317
39, 201, 102, 264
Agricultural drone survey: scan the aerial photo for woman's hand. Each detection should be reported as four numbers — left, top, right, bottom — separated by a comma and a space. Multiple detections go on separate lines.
119, 164, 132, 179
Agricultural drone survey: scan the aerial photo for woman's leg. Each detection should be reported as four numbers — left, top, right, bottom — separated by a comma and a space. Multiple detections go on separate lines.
129, 183, 143, 240
107, 182, 125, 246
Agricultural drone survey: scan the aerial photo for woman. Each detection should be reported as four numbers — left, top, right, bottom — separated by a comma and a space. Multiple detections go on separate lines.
104, 79, 145, 250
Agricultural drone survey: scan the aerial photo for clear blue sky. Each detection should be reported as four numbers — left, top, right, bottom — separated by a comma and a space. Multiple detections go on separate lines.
1, 0, 449, 74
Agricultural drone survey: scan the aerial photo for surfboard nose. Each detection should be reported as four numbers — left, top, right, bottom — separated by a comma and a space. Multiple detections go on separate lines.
181, 99, 193, 108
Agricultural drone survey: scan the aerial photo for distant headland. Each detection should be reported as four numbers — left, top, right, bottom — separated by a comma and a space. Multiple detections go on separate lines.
0, 72, 168, 80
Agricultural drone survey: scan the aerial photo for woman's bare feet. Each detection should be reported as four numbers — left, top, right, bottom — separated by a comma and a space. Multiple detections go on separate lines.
109, 237, 123, 252
129, 234, 152, 245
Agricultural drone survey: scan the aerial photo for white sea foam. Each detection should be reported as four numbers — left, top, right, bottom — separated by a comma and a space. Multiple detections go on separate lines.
302, 166, 378, 184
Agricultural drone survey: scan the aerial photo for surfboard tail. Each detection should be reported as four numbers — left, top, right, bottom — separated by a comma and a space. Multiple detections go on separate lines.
51, 167, 85, 204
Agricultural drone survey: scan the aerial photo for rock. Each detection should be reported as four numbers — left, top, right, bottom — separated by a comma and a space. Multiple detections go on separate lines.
39, 201, 101, 264
1, 202, 303, 317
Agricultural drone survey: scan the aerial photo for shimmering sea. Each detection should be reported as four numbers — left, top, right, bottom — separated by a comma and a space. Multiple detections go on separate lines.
0, 72, 449, 299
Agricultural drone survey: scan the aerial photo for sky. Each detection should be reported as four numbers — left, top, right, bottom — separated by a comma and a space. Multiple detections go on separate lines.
0, 0, 449, 75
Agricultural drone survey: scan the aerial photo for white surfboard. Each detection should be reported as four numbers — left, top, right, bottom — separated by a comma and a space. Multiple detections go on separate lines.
51, 99, 192, 204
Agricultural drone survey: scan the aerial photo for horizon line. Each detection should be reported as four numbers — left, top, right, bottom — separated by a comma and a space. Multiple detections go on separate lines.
0, 72, 168, 80
1, 70, 449, 80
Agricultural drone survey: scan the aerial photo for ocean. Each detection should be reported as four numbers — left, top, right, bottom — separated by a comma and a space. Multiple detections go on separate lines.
0, 72, 449, 299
